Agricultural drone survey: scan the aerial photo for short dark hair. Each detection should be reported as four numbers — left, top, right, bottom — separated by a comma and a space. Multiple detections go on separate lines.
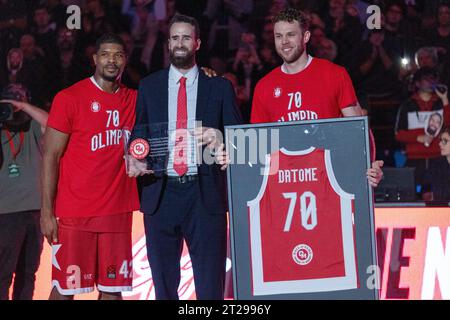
168, 14, 200, 39
95, 33, 125, 53
272, 7, 310, 32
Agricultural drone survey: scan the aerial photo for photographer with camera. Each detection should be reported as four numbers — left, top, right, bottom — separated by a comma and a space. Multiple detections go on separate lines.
0, 83, 48, 300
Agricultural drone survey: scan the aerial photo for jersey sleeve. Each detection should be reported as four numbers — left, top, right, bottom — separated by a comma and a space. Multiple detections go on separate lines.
336, 67, 358, 111
250, 80, 269, 124
47, 91, 76, 134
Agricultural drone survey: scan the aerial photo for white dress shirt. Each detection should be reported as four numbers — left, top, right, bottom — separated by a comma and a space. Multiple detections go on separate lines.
166, 64, 199, 176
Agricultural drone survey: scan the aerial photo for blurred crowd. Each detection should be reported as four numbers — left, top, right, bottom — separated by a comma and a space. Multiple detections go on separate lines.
1, 0, 450, 197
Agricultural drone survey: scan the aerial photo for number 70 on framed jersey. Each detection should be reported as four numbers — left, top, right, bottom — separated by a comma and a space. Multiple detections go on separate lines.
225, 117, 379, 300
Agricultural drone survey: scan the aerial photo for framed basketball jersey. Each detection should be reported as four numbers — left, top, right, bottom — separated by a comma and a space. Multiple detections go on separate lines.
226, 117, 378, 299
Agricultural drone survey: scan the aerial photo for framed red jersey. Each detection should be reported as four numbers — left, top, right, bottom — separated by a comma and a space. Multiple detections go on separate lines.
226, 117, 378, 299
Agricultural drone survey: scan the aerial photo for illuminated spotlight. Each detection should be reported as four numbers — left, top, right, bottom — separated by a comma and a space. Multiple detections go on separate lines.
401, 57, 410, 66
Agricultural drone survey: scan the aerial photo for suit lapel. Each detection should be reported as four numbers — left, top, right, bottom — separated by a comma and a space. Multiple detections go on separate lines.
161, 69, 169, 123
151, 69, 169, 124
196, 71, 209, 121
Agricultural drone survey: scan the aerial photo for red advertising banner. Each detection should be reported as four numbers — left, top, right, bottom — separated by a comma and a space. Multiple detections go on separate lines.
29, 208, 449, 300
375, 207, 450, 300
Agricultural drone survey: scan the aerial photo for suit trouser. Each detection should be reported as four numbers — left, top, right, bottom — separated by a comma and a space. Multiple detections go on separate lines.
0, 211, 43, 300
144, 178, 227, 300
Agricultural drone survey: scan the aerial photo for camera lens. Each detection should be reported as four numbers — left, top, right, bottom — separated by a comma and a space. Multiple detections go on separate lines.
0, 102, 14, 122
436, 84, 447, 94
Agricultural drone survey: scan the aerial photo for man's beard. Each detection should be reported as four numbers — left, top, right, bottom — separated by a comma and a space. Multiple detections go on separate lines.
100, 66, 121, 82
278, 46, 303, 64
101, 73, 119, 82
427, 126, 437, 136
169, 48, 195, 69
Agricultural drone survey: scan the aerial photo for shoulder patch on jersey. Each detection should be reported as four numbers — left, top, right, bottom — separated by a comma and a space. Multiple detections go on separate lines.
273, 87, 282, 98
90, 101, 101, 113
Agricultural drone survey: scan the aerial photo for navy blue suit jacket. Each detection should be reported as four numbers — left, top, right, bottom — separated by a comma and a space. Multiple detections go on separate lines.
133, 68, 243, 215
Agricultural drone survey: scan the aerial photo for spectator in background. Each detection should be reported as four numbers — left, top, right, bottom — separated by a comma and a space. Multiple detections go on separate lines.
80, 42, 97, 76
403, 0, 425, 38
20, 34, 45, 63
223, 72, 249, 122
0, 0, 28, 58
400, 47, 440, 95
122, 0, 167, 70
255, 16, 281, 71
232, 32, 264, 104
415, 47, 440, 69
78, 13, 98, 50
395, 67, 450, 186
258, 45, 280, 74
50, 27, 89, 94
308, 25, 326, 56
118, 31, 148, 88
257, 20, 279, 65
19, 34, 48, 105
0, 49, 25, 89
383, 2, 415, 63
32, 5, 57, 59
346, 0, 370, 25
352, 29, 402, 104
286, 0, 327, 13
428, 3, 450, 91
422, 126, 450, 201
0, 83, 48, 300
208, 56, 227, 76
149, 0, 178, 70
85, 0, 116, 37
315, 37, 338, 62
205, 0, 253, 59
425, 3, 450, 58
0, 48, 46, 106
45, 0, 68, 28
322, 0, 363, 66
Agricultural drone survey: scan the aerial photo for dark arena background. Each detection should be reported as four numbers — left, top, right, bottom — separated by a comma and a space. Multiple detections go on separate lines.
1, 0, 449, 301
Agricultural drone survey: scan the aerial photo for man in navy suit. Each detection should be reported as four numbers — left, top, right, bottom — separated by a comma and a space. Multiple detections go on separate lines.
129, 14, 243, 300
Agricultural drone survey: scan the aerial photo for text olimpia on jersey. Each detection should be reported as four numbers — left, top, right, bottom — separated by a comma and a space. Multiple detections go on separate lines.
247, 147, 358, 295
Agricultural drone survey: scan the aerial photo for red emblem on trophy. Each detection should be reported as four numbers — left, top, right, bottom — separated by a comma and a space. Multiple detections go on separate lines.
129, 138, 150, 160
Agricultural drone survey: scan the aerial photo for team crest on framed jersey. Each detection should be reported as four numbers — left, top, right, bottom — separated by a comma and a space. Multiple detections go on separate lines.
225, 117, 379, 300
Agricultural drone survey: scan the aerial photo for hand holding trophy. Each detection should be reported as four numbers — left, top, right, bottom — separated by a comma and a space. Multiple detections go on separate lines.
123, 128, 154, 177
126, 138, 153, 177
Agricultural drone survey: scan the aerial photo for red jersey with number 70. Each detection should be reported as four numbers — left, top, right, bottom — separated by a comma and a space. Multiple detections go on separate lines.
250, 57, 358, 124
47, 77, 139, 218
247, 147, 358, 296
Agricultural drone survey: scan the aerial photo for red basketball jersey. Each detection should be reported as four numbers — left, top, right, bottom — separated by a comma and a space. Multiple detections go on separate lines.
247, 147, 358, 295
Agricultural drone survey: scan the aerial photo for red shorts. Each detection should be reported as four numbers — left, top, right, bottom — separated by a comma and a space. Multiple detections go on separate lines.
51, 213, 133, 295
